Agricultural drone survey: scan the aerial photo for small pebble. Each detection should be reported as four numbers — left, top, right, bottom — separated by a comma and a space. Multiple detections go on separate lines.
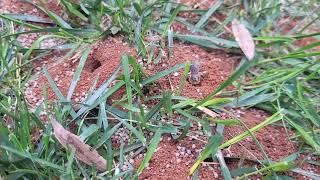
181, 147, 186, 152
129, 159, 134, 164
213, 171, 218, 178
147, 65, 154, 71
192, 144, 196, 149
122, 165, 128, 171
187, 149, 192, 155
176, 158, 181, 163
173, 72, 179, 77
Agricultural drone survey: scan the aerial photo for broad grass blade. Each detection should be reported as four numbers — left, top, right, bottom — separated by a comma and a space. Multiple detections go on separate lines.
189, 134, 223, 175
137, 129, 162, 174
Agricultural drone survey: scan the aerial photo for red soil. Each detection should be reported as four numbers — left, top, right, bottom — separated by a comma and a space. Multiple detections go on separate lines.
2, 0, 318, 179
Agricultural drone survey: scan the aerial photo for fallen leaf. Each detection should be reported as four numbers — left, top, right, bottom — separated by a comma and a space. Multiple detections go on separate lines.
51, 118, 107, 171
231, 19, 255, 60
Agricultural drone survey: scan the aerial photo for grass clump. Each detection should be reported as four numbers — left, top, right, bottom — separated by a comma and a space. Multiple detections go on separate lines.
0, 0, 319, 179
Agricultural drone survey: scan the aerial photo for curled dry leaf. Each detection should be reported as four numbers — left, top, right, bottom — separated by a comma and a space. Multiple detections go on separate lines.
51, 118, 107, 171
231, 19, 255, 60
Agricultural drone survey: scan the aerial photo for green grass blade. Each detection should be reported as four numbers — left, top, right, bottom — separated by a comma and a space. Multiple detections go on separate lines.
67, 48, 91, 100
4, 13, 53, 24
141, 63, 185, 85
98, 101, 108, 130
219, 111, 282, 149
286, 117, 320, 151
75, 66, 121, 117
175, 33, 238, 48
24, 0, 72, 29
189, 134, 223, 175
94, 122, 122, 149
177, 61, 190, 95
137, 129, 162, 174
79, 124, 99, 141
0, 145, 64, 170
44, 68, 66, 101
195, 0, 223, 29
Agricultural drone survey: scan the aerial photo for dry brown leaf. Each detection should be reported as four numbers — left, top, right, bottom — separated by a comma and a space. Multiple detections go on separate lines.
197, 106, 219, 118
51, 118, 107, 171
231, 19, 255, 60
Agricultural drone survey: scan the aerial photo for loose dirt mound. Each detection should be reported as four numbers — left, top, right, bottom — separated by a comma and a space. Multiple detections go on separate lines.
145, 43, 237, 99
25, 38, 237, 106
25, 37, 136, 107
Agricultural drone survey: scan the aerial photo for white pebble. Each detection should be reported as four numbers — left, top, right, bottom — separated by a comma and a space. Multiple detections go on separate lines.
181, 147, 186, 152
176, 158, 181, 163
129, 159, 134, 164
187, 150, 192, 155
213, 171, 218, 178
192, 144, 196, 149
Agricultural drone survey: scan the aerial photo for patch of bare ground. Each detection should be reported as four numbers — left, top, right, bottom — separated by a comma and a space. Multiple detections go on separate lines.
145, 43, 237, 99
133, 108, 319, 179
25, 37, 136, 109
134, 136, 219, 180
